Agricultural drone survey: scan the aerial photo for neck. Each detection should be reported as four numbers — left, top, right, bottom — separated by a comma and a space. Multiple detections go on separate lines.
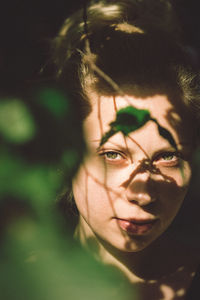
74, 217, 198, 283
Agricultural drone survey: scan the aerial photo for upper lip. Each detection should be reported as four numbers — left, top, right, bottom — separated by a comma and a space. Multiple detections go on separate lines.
116, 218, 158, 224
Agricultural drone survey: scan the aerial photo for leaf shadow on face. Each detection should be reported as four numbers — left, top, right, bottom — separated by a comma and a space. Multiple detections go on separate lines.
162, 104, 200, 244
165, 105, 195, 146
120, 157, 178, 187
119, 157, 181, 210
73, 91, 200, 300
83, 100, 194, 232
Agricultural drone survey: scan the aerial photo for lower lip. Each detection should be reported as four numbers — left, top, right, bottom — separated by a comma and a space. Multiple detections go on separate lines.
116, 219, 157, 235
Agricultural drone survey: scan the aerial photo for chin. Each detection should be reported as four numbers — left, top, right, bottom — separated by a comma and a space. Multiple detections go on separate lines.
119, 239, 154, 253
101, 234, 156, 254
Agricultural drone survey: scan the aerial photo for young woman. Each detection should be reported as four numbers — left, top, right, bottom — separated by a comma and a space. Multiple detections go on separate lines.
52, 1, 200, 298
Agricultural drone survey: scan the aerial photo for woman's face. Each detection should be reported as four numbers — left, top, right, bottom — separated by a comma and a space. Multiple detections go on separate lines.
72, 94, 194, 252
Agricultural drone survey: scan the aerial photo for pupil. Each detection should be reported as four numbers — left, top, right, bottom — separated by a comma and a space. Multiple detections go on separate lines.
163, 153, 174, 160
107, 152, 118, 159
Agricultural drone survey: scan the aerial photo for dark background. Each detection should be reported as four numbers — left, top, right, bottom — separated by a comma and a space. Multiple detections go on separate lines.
0, 0, 83, 94
0, 0, 200, 96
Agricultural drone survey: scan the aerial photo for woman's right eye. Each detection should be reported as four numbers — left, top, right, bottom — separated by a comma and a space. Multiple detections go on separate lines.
99, 151, 125, 164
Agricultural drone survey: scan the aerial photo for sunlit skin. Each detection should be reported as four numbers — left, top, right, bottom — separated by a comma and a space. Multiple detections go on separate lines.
73, 94, 194, 255
72, 95, 199, 300
72, 94, 199, 299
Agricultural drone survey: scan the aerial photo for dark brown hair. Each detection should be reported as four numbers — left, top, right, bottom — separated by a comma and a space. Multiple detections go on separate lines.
50, 0, 200, 122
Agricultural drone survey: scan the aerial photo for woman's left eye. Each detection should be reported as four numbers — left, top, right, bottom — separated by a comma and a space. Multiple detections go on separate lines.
153, 152, 181, 166
161, 153, 177, 161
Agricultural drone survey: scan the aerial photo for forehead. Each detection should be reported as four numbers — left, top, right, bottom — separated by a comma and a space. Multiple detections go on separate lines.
93, 94, 176, 123
84, 94, 194, 143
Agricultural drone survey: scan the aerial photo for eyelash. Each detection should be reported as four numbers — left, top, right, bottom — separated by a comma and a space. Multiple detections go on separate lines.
99, 150, 125, 163
99, 150, 182, 167
153, 151, 182, 167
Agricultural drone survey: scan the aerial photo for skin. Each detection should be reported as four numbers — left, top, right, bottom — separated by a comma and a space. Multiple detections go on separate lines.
72, 94, 198, 298
73, 94, 194, 252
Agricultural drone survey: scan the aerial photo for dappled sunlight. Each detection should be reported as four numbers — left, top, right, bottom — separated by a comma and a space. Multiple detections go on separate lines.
74, 77, 197, 298
2, 0, 200, 299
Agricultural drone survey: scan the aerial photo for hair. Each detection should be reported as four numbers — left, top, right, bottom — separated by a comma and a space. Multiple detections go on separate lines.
50, 0, 200, 122
50, 0, 200, 220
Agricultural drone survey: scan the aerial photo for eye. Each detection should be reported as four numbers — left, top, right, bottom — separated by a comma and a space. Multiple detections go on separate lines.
99, 150, 125, 164
153, 151, 181, 167
161, 152, 177, 161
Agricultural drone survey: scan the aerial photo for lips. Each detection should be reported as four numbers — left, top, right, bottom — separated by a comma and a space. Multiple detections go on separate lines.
115, 218, 158, 235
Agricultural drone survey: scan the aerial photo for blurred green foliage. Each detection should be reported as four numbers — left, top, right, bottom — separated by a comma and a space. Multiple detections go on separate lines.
0, 86, 134, 300
1, 217, 132, 300
37, 88, 69, 119
2, 86, 199, 299
0, 99, 36, 144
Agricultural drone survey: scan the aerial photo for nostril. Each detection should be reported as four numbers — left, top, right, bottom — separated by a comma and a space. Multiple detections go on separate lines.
128, 193, 156, 206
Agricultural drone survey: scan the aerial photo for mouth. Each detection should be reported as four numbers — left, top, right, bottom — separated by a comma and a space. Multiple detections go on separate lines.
115, 218, 158, 235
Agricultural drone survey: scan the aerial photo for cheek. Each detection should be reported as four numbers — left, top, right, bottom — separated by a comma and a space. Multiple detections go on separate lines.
72, 167, 90, 217
72, 166, 115, 221
158, 161, 192, 187
162, 186, 187, 213
153, 163, 192, 220
156, 179, 190, 226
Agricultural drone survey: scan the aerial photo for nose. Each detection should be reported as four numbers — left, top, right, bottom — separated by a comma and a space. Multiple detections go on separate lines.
125, 171, 156, 206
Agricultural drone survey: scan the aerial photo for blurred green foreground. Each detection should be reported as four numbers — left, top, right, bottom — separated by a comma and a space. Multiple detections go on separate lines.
0, 87, 134, 300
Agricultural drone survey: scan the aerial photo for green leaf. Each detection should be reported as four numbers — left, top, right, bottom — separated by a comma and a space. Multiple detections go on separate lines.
100, 106, 150, 145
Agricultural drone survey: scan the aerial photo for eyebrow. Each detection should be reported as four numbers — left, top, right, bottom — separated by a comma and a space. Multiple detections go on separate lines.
91, 139, 193, 146
93, 140, 194, 155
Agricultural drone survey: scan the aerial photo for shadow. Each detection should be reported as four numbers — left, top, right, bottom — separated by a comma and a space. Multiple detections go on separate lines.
76, 100, 200, 296
86, 233, 197, 299
120, 158, 177, 188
